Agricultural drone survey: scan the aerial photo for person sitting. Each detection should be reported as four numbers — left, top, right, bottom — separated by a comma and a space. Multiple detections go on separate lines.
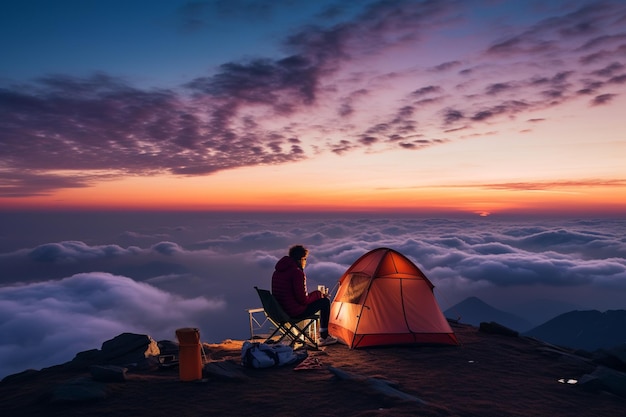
272, 244, 338, 346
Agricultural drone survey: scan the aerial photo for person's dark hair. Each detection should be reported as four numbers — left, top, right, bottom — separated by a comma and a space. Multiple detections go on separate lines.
288, 245, 308, 260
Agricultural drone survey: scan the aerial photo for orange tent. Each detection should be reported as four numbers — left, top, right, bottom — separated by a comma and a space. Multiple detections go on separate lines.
329, 247, 458, 348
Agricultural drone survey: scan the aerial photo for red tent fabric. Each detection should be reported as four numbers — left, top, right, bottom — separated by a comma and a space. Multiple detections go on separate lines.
329, 247, 458, 348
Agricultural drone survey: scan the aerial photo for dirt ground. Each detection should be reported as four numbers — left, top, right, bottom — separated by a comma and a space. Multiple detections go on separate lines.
2, 323, 624, 417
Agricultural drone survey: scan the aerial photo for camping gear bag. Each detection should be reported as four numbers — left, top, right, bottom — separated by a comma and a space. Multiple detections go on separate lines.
241, 341, 298, 368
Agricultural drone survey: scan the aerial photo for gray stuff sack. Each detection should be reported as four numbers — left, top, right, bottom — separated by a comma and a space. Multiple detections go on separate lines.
241, 341, 299, 368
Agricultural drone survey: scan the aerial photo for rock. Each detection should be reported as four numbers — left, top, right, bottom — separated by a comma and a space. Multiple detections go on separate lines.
328, 366, 428, 405
535, 346, 594, 369
592, 345, 626, 372
1, 369, 39, 383
50, 377, 108, 403
89, 365, 127, 382
158, 339, 179, 356
67, 333, 161, 370
608, 345, 626, 364
203, 360, 248, 381
68, 349, 103, 369
479, 321, 519, 337
579, 366, 626, 398
578, 373, 604, 392
100, 333, 160, 364
157, 339, 180, 365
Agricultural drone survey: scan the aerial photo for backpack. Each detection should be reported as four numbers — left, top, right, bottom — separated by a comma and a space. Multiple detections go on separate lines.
241, 341, 299, 368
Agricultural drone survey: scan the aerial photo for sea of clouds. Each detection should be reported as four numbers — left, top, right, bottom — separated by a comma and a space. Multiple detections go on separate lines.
1, 212, 625, 379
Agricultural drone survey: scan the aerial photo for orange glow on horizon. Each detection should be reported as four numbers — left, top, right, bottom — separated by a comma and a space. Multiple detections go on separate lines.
2, 172, 624, 217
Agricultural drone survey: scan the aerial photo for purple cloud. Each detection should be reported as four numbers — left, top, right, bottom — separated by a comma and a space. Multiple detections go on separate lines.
591, 93, 617, 105
2, 1, 626, 196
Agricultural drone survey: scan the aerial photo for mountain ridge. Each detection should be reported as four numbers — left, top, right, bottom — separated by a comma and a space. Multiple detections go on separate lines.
524, 309, 626, 351
444, 296, 626, 352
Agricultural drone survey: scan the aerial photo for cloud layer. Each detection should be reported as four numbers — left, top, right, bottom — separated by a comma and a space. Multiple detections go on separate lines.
1, 0, 626, 196
0, 271, 224, 379
1, 212, 625, 379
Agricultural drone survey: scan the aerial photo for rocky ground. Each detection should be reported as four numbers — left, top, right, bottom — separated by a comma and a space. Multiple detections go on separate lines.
2, 322, 625, 417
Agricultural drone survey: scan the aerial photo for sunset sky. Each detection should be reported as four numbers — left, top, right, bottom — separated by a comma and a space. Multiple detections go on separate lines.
1, 0, 625, 215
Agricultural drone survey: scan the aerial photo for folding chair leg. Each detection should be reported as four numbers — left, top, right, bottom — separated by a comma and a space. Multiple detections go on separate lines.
283, 320, 318, 348
296, 320, 318, 348
264, 320, 318, 348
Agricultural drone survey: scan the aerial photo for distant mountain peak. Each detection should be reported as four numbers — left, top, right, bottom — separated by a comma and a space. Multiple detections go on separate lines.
445, 296, 533, 332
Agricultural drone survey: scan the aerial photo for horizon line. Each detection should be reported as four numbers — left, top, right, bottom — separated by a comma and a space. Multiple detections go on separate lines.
1, 207, 624, 219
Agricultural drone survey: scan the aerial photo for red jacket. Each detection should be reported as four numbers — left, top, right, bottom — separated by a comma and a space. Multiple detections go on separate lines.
271, 256, 321, 317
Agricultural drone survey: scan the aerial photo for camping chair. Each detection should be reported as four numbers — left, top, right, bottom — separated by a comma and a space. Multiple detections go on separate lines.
254, 287, 319, 349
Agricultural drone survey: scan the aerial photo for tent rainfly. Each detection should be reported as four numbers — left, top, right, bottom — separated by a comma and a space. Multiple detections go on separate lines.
329, 247, 458, 348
